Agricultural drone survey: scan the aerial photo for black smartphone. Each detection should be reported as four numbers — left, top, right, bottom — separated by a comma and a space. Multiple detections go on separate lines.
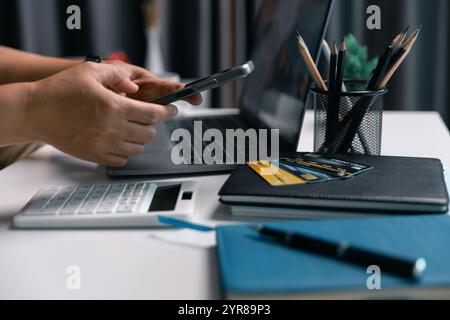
150, 61, 255, 105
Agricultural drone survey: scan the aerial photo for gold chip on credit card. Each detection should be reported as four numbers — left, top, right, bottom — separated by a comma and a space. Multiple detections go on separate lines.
300, 173, 319, 181
247, 161, 306, 187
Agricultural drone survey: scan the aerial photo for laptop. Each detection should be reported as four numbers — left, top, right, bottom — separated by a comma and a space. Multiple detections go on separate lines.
108, 0, 333, 177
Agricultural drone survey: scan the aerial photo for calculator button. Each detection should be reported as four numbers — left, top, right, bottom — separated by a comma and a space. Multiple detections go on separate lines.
35, 190, 56, 198
78, 210, 94, 215
59, 208, 76, 215
77, 185, 93, 193
41, 206, 60, 214
78, 201, 99, 213
90, 190, 105, 197
105, 193, 119, 199
77, 188, 91, 194
27, 197, 52, 211
103, 197, 117, 202
84, 200, 99, 205
46, 200, 66, 210
106, 189, 119, 196
64, 198, 83, 205
101, 200, 116, 206
68, 196, 85, 204
54, 193, 73, 201
79, 207, 97, 214
52, 196, 68, 203
62, 202, 81, 210
71, 192, 90, 200
80, 203, 97, 209
25, 209, 56, 216
88, 195, 103, 202
93, 184, 108, 191
96, 207, 114, 214
25, 203, 48, 214
110, 184, 126, 192
90, 192, 105, 199
116, 205, 135, 213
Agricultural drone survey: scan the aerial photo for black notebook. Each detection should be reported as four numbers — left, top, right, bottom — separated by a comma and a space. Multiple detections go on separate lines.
219, 155, 449, 218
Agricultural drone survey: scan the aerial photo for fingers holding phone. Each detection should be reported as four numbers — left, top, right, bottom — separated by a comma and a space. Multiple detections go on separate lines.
130, 77, 203, 106
149, 61, 255, 106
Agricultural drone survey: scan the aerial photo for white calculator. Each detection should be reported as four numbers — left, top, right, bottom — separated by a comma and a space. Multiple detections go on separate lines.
14, 181, 196, 228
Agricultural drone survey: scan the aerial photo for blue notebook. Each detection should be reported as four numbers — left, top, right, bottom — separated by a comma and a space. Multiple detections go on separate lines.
217, 215, 450, 299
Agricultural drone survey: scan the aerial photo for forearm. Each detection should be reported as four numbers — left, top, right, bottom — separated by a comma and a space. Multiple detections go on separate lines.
0, 83, 36, 146
0, 46, 81, 84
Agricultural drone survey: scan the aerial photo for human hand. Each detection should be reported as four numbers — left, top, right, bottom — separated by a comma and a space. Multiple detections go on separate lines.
25, 62, 179, 166
104, 60, 203, 106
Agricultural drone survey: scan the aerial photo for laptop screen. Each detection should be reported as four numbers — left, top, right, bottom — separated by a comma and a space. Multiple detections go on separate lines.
240, 0, 332, 147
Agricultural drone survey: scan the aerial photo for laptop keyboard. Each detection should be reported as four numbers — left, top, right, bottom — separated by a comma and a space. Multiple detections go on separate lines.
167, 115, 249, 135
167, 115, 251, 163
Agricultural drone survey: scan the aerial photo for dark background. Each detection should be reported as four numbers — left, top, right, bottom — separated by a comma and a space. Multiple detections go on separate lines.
0, 0, 448, 128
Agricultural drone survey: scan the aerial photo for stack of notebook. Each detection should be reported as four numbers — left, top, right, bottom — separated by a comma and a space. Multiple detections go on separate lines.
216, 215, 450, 299
219, 155, 449, 219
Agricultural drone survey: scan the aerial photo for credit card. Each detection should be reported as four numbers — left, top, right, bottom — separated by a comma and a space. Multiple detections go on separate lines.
275, 160, 337, 183
280, 153, 373, 178
247, 161, 306, 187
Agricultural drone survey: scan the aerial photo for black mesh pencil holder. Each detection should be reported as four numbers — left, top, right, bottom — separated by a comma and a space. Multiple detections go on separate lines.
311, 80, 388, 155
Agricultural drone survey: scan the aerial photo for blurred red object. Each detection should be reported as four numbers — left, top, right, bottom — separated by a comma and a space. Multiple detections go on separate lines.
106, 52, 131, 64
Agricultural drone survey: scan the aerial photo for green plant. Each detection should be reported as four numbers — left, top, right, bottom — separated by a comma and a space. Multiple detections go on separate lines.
344, 34, 379, 80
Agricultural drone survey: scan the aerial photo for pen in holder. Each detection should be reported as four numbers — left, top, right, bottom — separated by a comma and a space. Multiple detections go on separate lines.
312, 80, 388, 155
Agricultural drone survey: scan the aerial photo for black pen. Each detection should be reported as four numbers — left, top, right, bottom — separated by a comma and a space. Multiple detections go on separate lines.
251, 224, 427, 280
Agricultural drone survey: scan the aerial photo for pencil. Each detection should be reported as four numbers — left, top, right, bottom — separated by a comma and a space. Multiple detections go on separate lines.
367, 32, 401, 89
399, 26, 410, 47
378, 27, 421, 88
391, 33, 403, 50
386, 26, 414, 74
403, 26, 421, 48
297, 35, 328, 92
393, 26, 409, 52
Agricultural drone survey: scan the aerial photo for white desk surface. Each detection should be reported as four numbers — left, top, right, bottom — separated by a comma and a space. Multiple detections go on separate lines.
1, 110, 450, 300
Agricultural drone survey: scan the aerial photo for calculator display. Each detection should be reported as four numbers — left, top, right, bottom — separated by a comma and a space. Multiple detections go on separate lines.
149, 185, 182, 212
